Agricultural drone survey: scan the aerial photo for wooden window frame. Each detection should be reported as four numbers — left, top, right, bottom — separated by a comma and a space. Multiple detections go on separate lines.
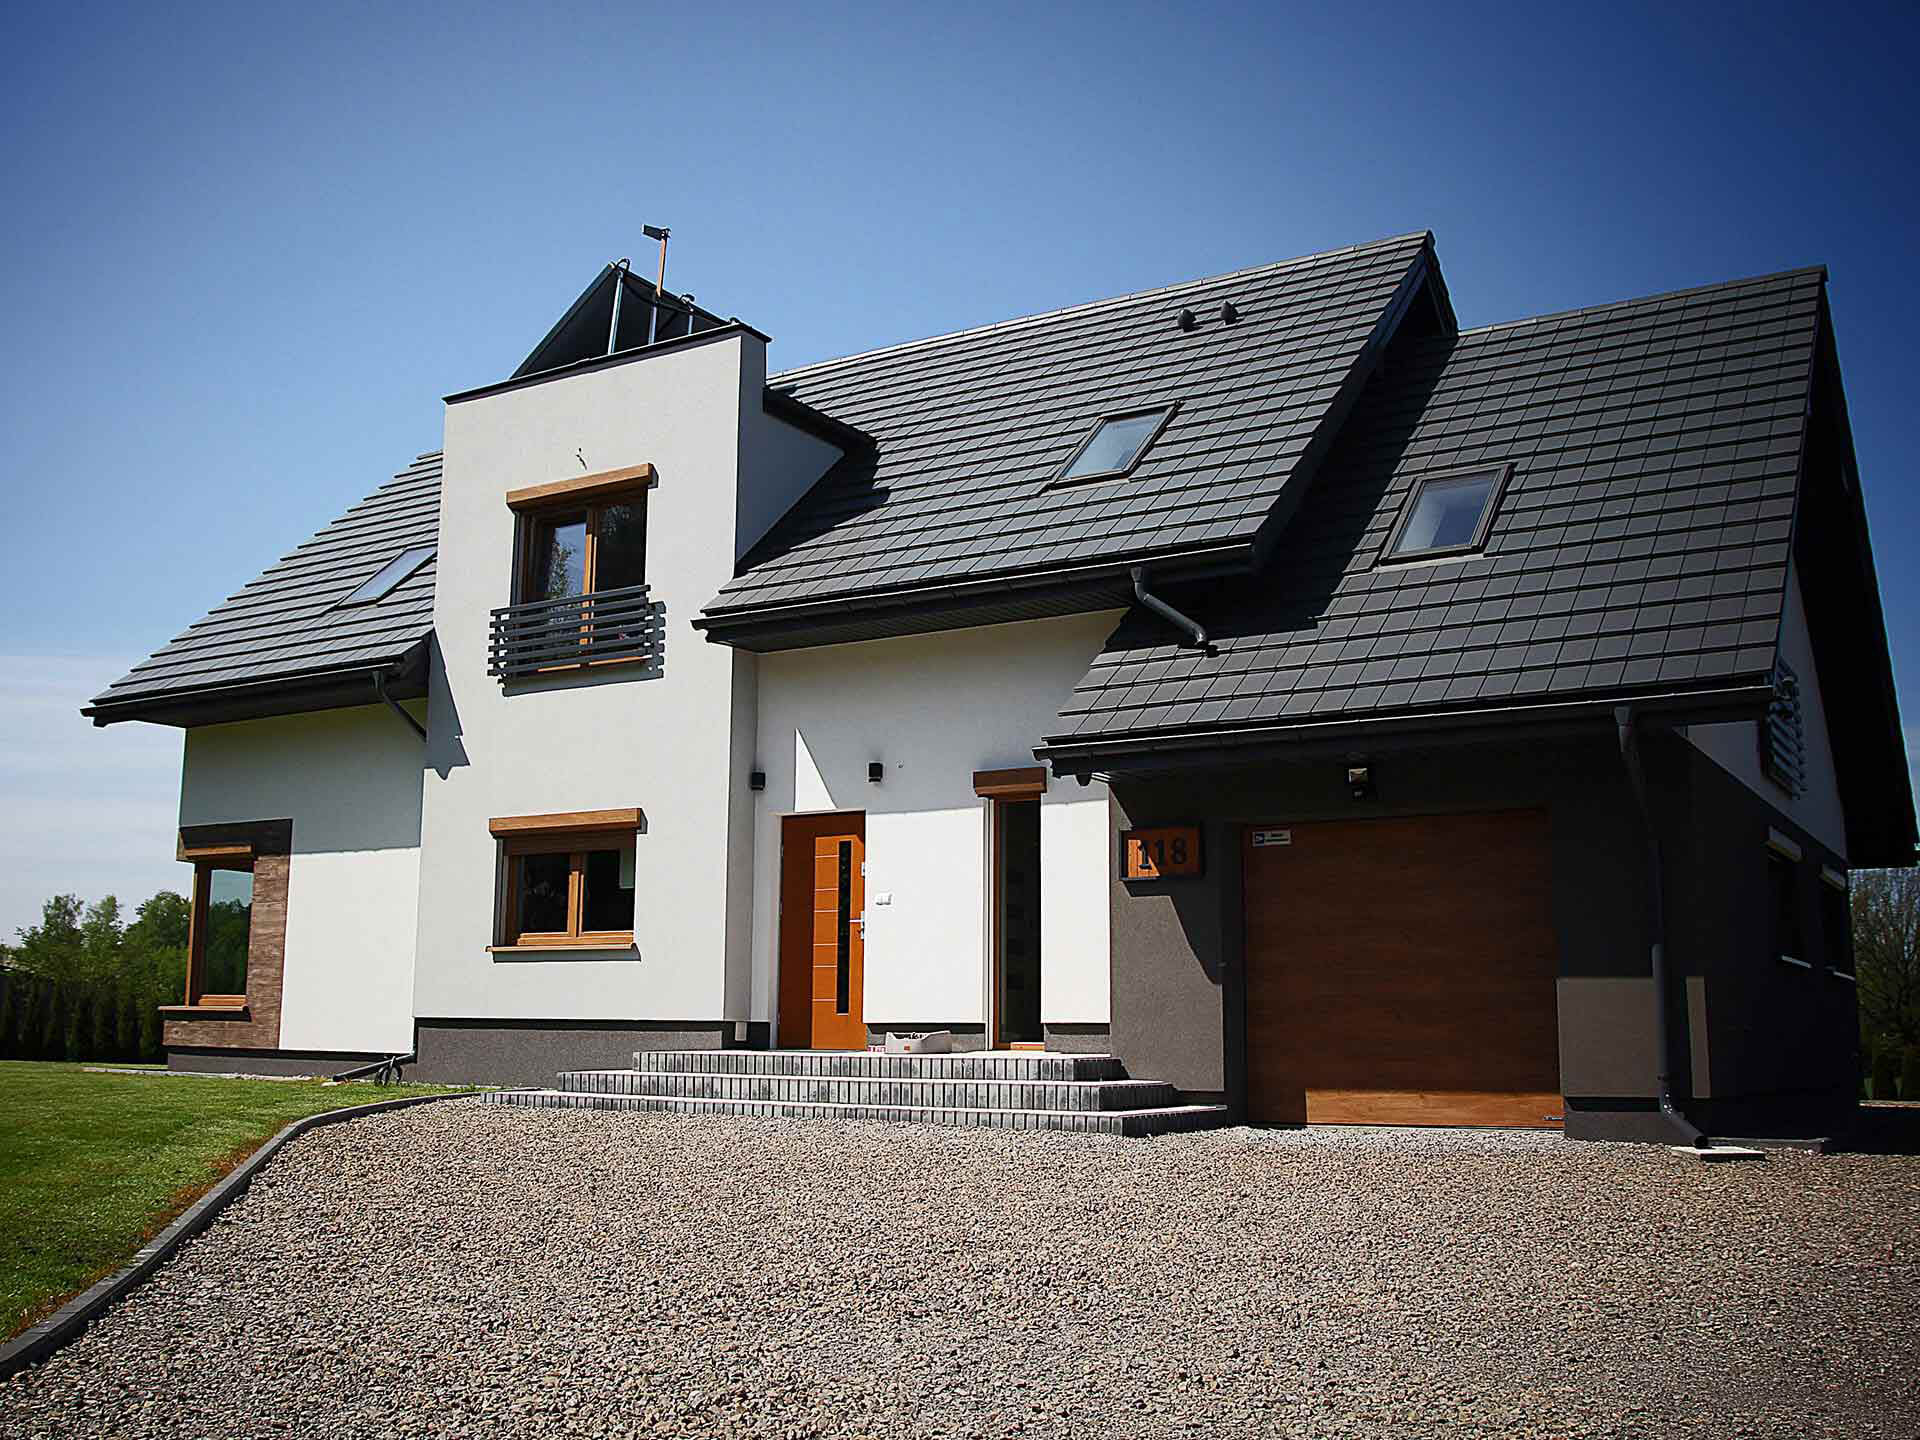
183, 844, 255, 1008
508, 465, 653, 602
490, 812, 640, 950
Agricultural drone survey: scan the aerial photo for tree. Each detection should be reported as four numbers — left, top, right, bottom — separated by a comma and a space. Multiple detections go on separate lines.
1853, 869, 1920, 1062
12, 895, 87, 986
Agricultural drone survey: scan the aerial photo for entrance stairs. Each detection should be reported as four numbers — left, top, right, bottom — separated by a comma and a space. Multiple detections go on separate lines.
479, 1048, 1228, 1136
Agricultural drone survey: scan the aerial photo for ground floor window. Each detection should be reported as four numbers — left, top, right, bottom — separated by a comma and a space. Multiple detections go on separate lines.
490, 810, 640, 947
1821, 868, 1853, 977
186, 850, 254, 1006
1766, 830, 1805, 968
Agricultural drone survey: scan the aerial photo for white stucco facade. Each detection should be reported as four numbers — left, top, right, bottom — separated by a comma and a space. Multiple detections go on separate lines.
749, 614, 1122, 1035
1684, 564, 1848, 859
412, 332, 841, 1024
178, 703, 424, 1053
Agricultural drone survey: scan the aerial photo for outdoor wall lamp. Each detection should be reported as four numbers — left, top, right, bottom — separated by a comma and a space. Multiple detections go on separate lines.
749, 770, 766, 792
1346, 764, 1375, 801
868, 761, 885, 784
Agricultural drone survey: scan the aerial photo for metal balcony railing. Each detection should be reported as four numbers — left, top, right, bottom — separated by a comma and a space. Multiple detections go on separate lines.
488, 582, 662, 682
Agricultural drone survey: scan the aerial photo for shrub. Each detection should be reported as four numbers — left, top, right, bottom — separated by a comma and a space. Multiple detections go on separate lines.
1902, 1047, 1920, 1104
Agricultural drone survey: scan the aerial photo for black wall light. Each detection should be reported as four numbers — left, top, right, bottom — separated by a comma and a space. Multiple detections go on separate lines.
749, 770, 766, 792
1346, 764, 1375, 801
868, 761, 885, 784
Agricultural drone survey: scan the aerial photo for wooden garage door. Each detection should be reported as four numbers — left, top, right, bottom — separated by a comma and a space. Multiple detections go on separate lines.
1243, 810, 1561, 1128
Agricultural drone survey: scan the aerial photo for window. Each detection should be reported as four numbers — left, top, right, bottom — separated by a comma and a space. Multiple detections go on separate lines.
1768, 850, 1805, 968
1821, 869, 1853, 977
340, 545, 435, 607
1053, 405, 1175, 484
1759, 658, 1806, 798
520, 500, 646, 601
186, 851, 254, 1005
1382, 465, 1509, 561
491, 811, 641, 948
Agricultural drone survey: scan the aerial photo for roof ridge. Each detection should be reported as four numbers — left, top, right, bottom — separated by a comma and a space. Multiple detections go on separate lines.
768, 231, 1433, 384
1458, 264, 1827, 340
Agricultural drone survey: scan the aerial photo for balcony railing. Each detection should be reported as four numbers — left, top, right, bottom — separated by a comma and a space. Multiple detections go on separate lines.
488, 582, 663, 683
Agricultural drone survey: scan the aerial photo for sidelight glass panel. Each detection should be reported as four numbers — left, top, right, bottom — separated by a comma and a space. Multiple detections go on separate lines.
203, 867, 253, 995
527, 513, 588, 600
593, 502, 647, 590
581, 846, 636, 933
835, 840, 852, 1014
516, 852, 571, 935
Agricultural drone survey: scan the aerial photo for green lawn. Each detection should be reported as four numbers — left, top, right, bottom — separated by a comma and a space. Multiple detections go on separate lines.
0, 1061, 464, 1337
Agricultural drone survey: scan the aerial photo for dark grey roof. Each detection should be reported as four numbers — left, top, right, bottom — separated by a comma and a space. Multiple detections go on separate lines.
700, 233, 1443, 637
1041, 267, 1828, 756
86, 454, 441, 725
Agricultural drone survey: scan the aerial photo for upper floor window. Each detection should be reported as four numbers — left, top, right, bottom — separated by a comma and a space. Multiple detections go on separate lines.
491, 465, 661, 683
522, 499, 646, 601
1381, 464, 1509, 562
1760, 658, 1806, 799
1053, 405, 1176, 484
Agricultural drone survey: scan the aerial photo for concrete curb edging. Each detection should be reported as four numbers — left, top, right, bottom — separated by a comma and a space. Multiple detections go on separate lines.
0, 1091, 479, 1382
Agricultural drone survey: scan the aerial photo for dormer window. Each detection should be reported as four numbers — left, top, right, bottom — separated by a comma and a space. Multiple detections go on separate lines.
1053, 405, 1176, 484
1381, 464, 1509, 562
339, 544, 434, 607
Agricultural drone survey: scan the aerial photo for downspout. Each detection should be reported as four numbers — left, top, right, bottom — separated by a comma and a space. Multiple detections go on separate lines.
1615, 704, 1708, 1148
372, 671, 426, 742
1131, 566, 1207, 648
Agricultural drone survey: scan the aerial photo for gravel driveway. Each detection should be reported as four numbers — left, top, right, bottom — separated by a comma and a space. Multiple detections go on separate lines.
4, 1103, 1916, 1439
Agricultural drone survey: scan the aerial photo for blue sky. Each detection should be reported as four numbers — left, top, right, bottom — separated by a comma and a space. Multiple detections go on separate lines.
2, 2, 1916, 934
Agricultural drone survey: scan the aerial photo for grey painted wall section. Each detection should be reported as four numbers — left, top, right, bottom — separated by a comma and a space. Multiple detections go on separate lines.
1108, 728, 1859, 1135
1685, 563, 1848, 860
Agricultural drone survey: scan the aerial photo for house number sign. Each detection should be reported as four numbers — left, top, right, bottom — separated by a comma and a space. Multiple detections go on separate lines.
1120, 826, 1204, 880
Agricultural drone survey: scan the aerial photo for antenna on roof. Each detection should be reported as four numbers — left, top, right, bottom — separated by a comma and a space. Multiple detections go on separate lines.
605, 257, 631, 355
642, 224, 671, 344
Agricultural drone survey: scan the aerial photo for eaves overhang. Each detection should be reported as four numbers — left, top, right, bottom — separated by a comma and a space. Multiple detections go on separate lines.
693, 544, 1251, 653
1033, 679, 1777, 779
81, 639, 431, 731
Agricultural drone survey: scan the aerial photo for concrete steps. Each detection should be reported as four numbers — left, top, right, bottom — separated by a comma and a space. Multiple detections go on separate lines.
480, 1048, 1228, 1137
478, 1086, 1227, 1136
556, 1069, 1179, 1112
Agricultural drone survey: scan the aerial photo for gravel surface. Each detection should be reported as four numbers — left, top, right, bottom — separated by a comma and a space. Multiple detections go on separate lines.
5, 1104, 1917, 1439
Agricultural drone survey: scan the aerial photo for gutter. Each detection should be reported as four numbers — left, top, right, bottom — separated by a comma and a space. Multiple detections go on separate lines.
1035, 682, 1777, 773
83, 655, 428, 728
695, 541, 1250, 643
1615, 704, 1709, 1149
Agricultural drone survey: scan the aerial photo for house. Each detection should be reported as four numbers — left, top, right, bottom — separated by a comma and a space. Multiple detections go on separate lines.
84, 232, 1910, 1141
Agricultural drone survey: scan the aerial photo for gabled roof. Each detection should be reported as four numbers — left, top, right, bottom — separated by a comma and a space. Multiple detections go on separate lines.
697, 233, 1450, 648
85, 455, 441, 727
1040, 267, 1837, 764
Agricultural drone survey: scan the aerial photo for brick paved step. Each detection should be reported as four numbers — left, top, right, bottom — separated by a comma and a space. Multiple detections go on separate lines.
626, 1049, 1126, 1081
555, 1070, 1178, 1112
480, 1087, 1229, 1137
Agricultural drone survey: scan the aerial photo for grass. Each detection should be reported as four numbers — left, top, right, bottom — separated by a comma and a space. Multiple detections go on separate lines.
0, 1061, 465, 1338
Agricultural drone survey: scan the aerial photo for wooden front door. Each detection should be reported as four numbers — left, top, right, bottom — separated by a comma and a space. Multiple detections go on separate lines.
1242, 810, 1562, 1128
777, 813, 866, 1050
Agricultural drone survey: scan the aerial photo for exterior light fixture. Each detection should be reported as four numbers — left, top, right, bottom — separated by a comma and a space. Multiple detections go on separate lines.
868, 762, 885, 784
749, 770, 766, 792
1347, 765, 1375, 801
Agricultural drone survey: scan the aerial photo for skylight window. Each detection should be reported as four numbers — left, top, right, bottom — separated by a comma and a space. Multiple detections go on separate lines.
340, 545, 435, 607
1054, 405, 1175, 484
1382, 465, 1508, 562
